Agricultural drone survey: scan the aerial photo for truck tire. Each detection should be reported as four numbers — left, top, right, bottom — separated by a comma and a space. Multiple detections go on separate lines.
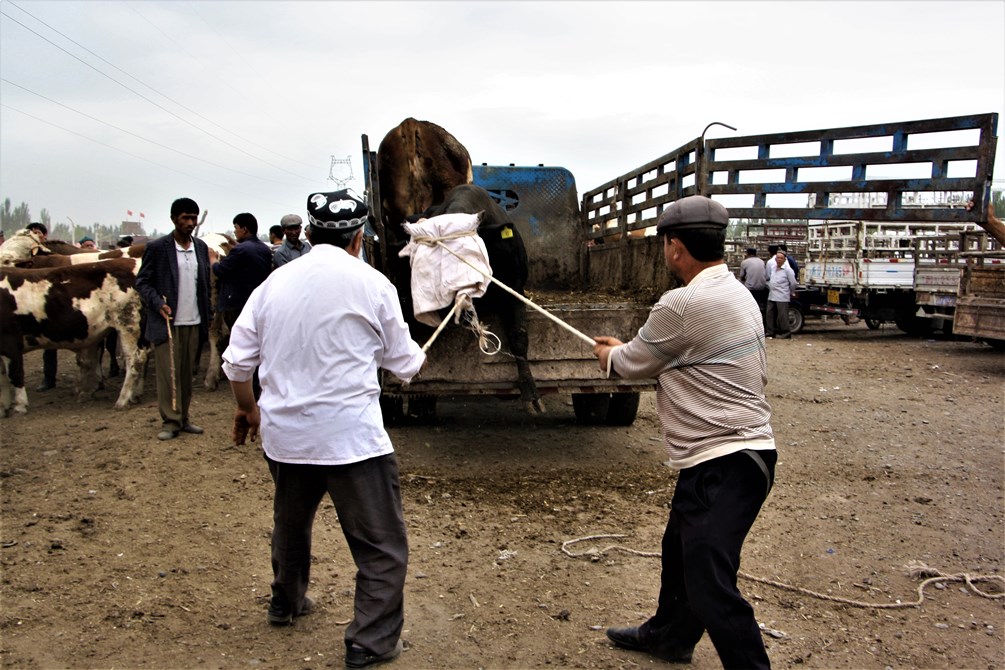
407, 395, 437, 424
606, 392, 641, 426
985, 338, 1005, 351
895, 314, 931, 337
380, 394, 405, 426
787, 305, 804, 334
572, 393, 610, 425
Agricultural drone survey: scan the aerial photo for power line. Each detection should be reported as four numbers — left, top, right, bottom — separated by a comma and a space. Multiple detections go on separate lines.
1, 103, 291, 207
187, 2, 270, 86
114, 2, 325, 172
1, 78, 305, 187
0, 6, 320, 183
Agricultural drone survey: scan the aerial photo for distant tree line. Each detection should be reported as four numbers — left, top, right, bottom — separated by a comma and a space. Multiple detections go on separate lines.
1, 198, 153, 247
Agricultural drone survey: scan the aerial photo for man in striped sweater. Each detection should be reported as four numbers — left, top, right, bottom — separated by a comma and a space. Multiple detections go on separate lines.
593, 195, 777, 669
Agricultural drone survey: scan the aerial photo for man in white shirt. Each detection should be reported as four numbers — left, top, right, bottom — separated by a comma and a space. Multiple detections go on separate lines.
223, 189, 424, 669
766, 250, 798, 339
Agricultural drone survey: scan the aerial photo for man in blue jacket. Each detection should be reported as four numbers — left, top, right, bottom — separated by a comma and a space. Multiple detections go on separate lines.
135, 197, 212, 441
209, 213, 273, 331
209, 212, 273, 398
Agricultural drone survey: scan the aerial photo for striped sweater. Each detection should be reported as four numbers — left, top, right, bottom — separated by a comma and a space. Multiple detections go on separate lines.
609, 263, 775, 469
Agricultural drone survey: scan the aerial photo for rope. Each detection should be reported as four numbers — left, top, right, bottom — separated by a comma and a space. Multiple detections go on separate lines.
561, 534, 1005, 609
419, 293, 502, 355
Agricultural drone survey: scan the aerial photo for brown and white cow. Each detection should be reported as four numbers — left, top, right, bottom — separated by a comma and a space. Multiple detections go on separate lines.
376, 119, 541, 411
0, 259, 148, 415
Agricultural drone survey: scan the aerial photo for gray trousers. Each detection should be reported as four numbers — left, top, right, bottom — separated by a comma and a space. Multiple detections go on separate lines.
267, 453, 408, 656
765, 300, 791, 338
154, 325, 200, 430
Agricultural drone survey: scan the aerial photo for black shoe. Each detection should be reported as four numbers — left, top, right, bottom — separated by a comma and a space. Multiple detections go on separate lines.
606, 626, 693, 663
345, 640, 403, 669
267, 596, 313, 626
35, 382, 55, 392
181, 423, 204, 434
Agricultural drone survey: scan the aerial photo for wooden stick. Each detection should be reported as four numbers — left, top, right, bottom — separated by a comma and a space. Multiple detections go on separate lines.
421, 297, 463, 353
162, 297, 177, 412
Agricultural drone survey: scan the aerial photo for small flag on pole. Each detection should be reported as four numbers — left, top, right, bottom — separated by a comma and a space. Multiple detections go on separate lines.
139, 212, 145, 218
127, 210, 133, 216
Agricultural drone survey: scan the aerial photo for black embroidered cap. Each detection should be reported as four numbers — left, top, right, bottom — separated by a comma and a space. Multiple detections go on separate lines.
306, 189, 367, 231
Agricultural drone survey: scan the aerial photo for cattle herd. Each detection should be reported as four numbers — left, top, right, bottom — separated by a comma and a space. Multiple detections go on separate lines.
0, 232, 232, 416
1, 118, 537, 417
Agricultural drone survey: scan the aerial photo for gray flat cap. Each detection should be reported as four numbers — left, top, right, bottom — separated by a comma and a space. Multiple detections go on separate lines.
280, 214, 303, 228
656, 196, 729, 233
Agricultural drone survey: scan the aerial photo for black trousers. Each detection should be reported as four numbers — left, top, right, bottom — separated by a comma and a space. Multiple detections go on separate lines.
266, 453, 408, 656
640, 450, 776, 670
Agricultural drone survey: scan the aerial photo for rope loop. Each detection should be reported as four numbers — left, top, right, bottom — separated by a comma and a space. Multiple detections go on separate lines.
562, 534, 1005, 609
457, 299, 501, 355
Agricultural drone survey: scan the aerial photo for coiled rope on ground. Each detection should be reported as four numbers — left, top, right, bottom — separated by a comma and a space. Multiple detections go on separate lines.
561, 534, 1005, 609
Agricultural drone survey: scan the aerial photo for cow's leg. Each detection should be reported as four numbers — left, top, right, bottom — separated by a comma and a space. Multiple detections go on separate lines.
0, 351, 26, 416
203, 312, 229, 391
113, 330, 149, 409
105, 331, 121, 378
499, 298, 542, 413
74, 346, 102, 401
5, 336, 27, 414
0, 357, 11, 416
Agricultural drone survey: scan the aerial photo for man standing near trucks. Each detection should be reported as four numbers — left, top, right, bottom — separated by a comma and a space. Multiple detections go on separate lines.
739, 247, 768, 308
766, 250, 798, 339
592, 195, 776, 670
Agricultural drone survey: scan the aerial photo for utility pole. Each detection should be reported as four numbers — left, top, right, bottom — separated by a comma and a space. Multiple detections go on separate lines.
328, 155, 354, 189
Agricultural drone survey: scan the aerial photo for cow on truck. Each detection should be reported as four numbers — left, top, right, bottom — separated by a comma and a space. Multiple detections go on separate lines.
364, 122, 657, 425
375, 119, 543, 415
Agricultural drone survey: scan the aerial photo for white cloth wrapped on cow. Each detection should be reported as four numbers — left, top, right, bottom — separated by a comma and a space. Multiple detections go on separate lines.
398, 212, 491, 328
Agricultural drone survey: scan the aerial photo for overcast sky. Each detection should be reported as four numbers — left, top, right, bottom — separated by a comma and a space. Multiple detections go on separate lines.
2, 0, 1003, 237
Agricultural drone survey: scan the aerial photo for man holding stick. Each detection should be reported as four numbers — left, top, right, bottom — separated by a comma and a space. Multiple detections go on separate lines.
136, 197, 212, 441
593, 195, 777, 669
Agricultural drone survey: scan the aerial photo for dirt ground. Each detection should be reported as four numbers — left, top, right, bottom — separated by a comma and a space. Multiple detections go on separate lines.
1, 318, 1003, 670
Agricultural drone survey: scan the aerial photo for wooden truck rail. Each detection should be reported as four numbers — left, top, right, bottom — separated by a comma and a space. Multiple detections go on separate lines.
953, 241, 1005, 346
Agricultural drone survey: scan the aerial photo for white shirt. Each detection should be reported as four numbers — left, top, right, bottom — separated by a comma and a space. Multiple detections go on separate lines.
222, 244, 425, 465
767, 263, 797, 302
173, 240, 201, 326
